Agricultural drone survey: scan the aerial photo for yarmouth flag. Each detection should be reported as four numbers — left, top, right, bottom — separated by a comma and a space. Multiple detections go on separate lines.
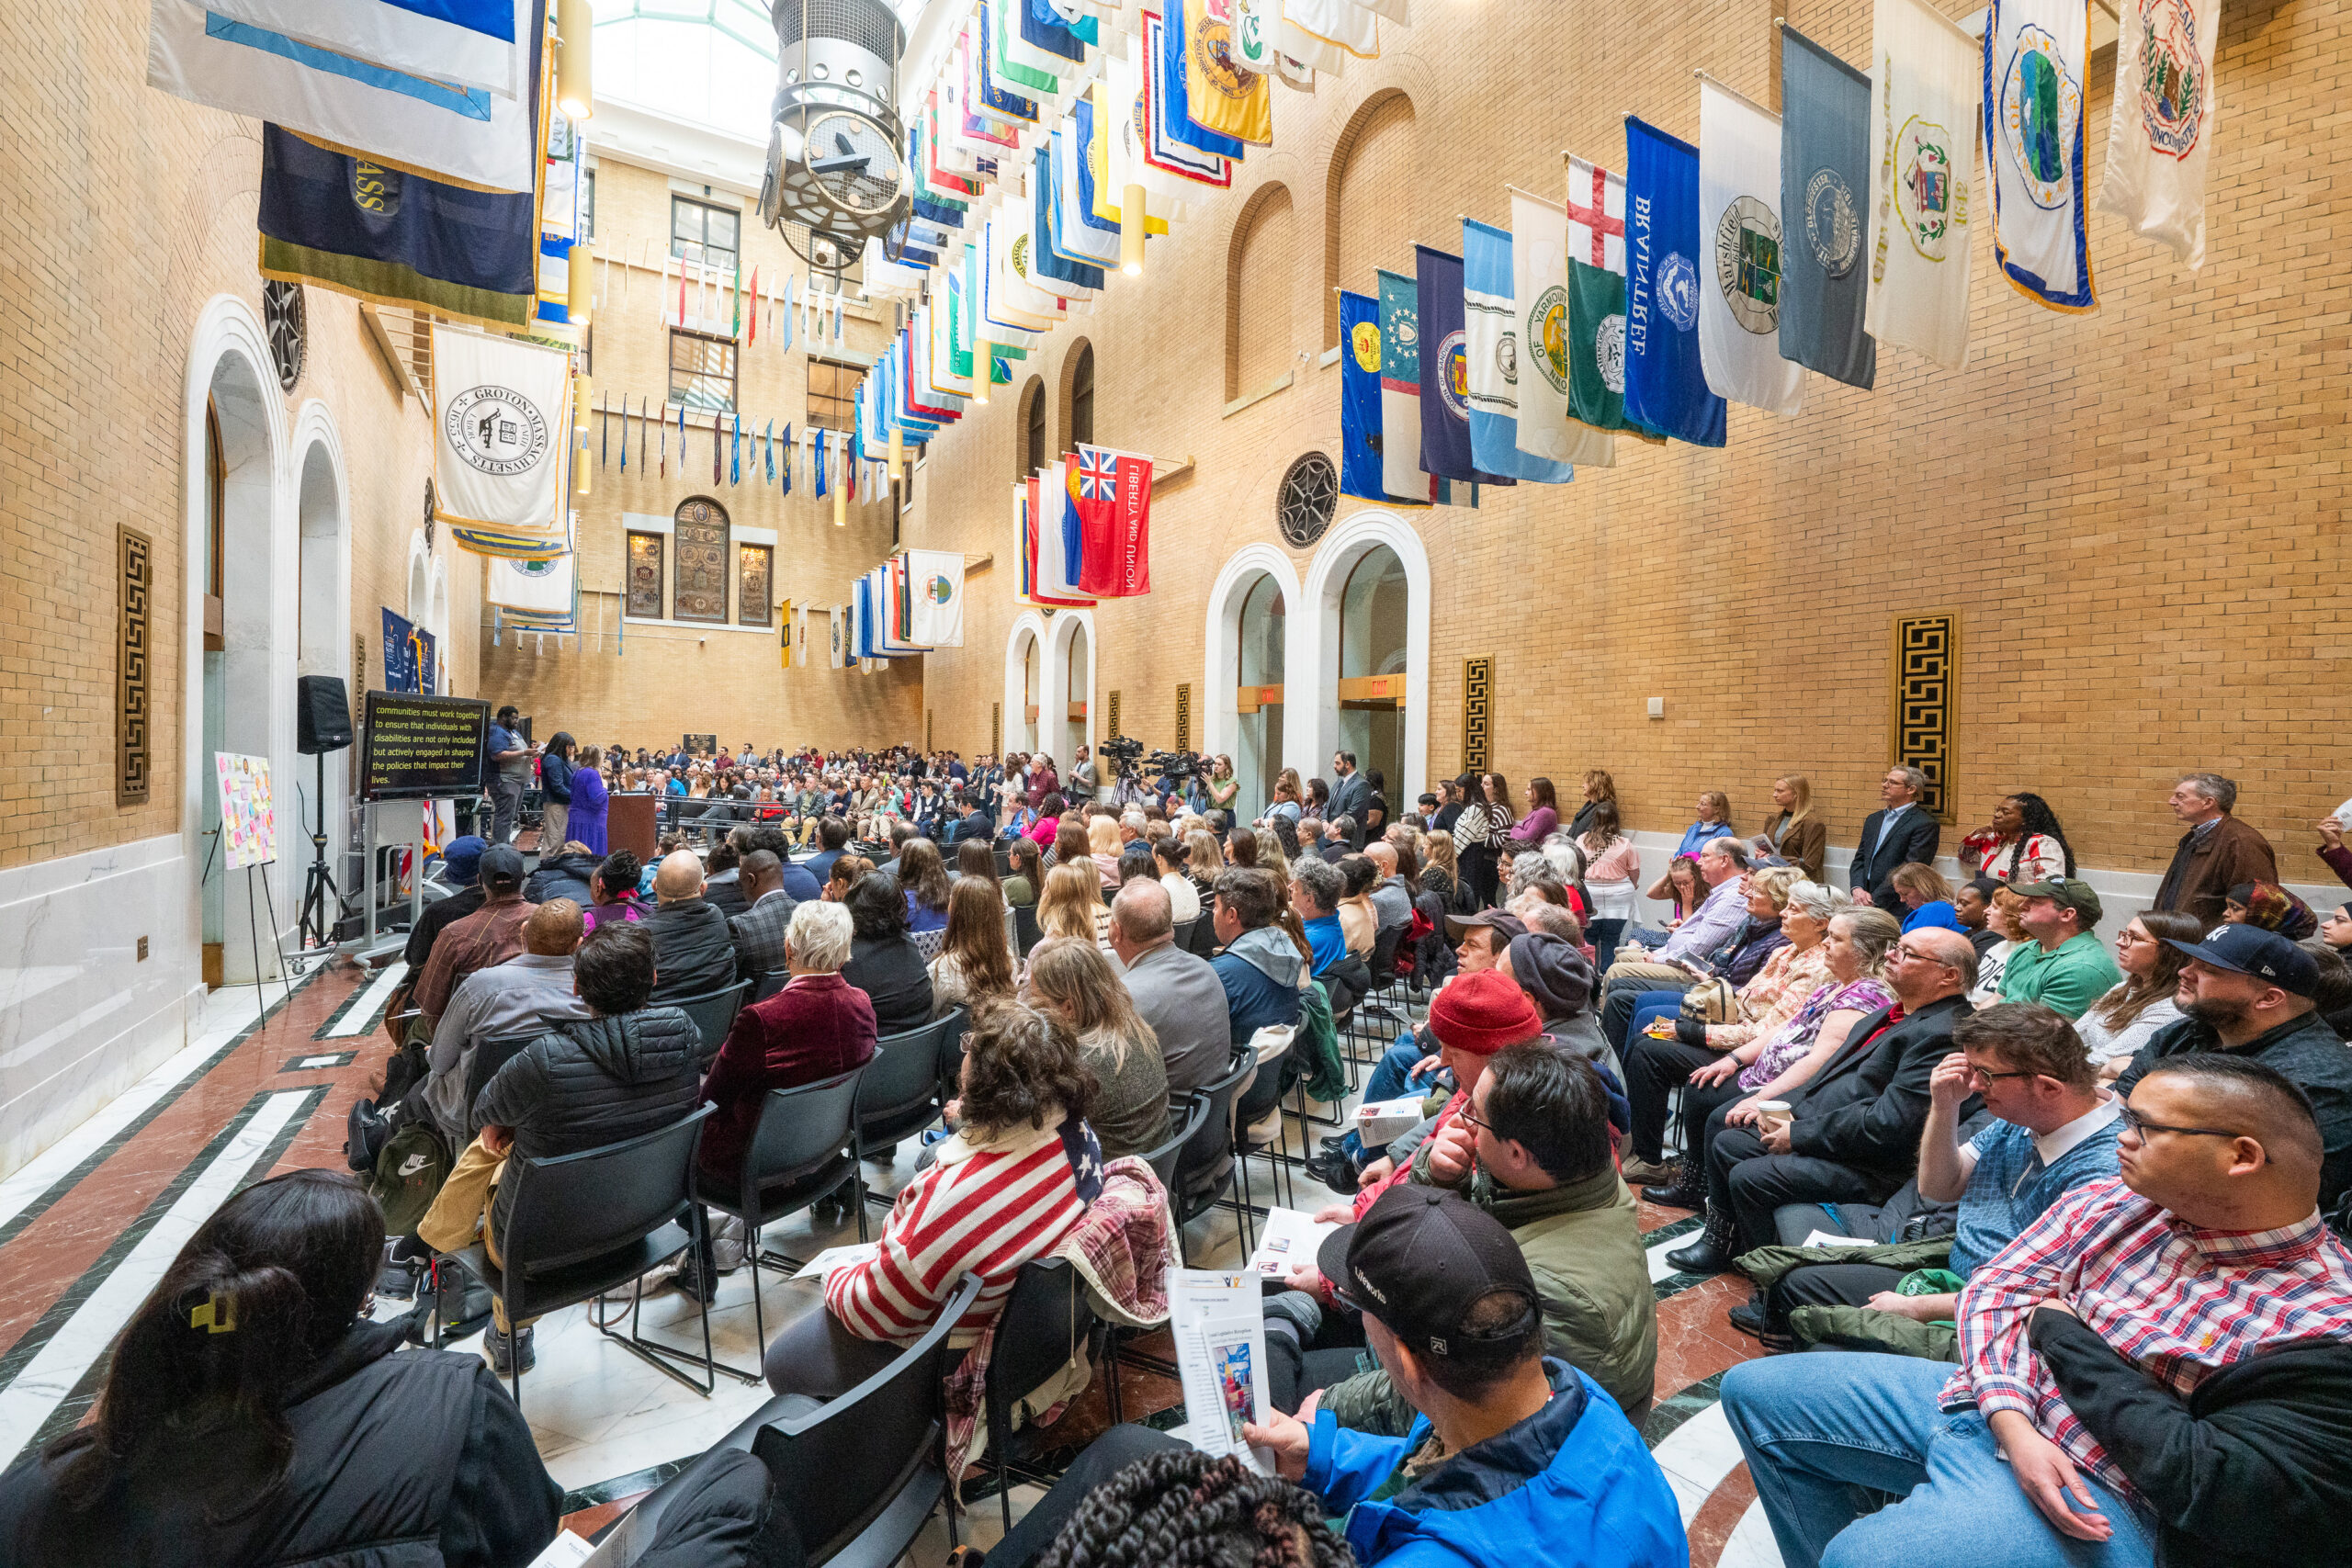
1510, 191, 1613, 468
1984, 0, 2096, 311
1779, 26, 1878, 389
1565, 154, 1632, 434
1696, 80, 1805, 417
1865, 0, 1980, 369
2097, 0, 2220, 268
1623, 116, 1726, 447
1338, 289, 1388, 502
1462, 221, 1571, 483
1376, 268, 1435, 505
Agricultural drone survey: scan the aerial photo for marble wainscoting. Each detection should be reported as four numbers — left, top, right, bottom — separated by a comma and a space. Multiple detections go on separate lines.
0, 835, 202, 1179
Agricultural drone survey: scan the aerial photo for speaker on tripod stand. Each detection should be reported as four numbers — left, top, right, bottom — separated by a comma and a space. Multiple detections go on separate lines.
297, 676, 355, 953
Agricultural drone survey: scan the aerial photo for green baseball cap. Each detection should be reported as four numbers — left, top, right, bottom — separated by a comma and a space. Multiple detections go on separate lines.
2013, 878, 2103, 925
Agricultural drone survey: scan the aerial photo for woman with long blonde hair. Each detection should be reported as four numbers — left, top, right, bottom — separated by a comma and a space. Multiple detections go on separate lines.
1037, 861, 1113, 952
1023, 940, 1170, 1159
1752, 773, 1826, 880
1183, 829, 1225, 902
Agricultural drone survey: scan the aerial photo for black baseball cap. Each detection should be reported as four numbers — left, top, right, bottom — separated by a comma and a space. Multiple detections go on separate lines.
1317, 1186, 1541, 1370
2164, 924, 2320, 998
478, 844, 526, 895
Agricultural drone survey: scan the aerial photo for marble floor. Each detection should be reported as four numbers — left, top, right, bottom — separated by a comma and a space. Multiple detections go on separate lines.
0, 956, 1781, 1566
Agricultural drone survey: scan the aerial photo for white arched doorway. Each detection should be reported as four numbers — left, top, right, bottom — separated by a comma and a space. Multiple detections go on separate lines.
1299, 512, 1431, 806
1203, 544, 1302, 822
1003, 610, 1046, 758
1042, 606, 1097, 794
183, 298, 290, 990
293, 410, 351, 929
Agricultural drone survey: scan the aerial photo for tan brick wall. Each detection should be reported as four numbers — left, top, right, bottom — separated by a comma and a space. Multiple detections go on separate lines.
900, 0, 2352, 885
475, 156, 924, 750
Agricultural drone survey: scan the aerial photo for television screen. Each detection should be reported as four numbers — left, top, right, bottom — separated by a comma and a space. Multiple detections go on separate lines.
361, 692, 492, 800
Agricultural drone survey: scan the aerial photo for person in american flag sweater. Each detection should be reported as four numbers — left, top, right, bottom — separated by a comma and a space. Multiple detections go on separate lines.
761, 1000, 1102, 1395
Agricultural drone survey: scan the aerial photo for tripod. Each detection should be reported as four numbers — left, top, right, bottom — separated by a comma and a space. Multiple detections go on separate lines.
297, 749, 342, 952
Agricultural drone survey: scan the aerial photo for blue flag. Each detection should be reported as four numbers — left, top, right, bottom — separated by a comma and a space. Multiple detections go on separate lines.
815, 430, 828, 497
764, 419, 775, 483
1463, 220, 1574, 484
1779, 27, 1877, 389
1031, 146, 1105, 290
1020, 0, 1091, 63
1159, 0, 1247, 158
1415, 246, 1513, 486
781, 423, 793, 494
1623, 117, 1726, 447
729, 414, 741, 484
1338, 290, 1387, 502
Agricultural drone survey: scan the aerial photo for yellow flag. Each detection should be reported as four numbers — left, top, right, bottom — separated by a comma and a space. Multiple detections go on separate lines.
779, 597, 793, 668
1182, 0, 1272, 147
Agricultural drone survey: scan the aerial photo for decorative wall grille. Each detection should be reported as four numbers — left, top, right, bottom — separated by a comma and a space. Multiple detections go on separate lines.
1461, 656, 1492, 776
1890, 614, 1958, 822
1174, 683, 1192, 751
117, 525, 152, 806
1107, 690, 1122, 744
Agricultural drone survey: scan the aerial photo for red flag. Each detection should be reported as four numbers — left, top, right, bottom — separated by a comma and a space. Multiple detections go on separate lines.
1112, 450, 1152, 595
676, 262, 687, 326
1072, 446, 1151, 596
748, 266, 759, 341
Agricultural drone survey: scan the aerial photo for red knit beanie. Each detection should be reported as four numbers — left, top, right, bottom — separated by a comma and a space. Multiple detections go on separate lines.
1428, 969, 1543, 1055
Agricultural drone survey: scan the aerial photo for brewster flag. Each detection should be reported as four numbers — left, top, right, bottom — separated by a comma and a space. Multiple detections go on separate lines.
428, 326, 570, 548
1779, 27, 1878, 389
906, 549, 967, 648
1623, 118, 1726, 447
1564, 155, 1632, 434
1461, 222, 1571, 483
1866, 0, 1980, 368
1071, 446, 1154, 597
1510, 192, 1612, 469
1338, 290, 1389, 502
2098, 0, 2218, 269
1984, 0, 2097, 311
147, 0, 540, 193
1376, 268, 1435, 504
1697, 81, 1805, 418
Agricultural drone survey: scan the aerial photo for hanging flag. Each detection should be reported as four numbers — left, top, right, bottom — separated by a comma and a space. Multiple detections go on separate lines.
1697, 81, 1805, 417
1984, 0, 2096, 310
1158, 4, 1249, 160
599, 391, 609, 467
1338, 289, 1389, 502
1866, 0, 1981, 368
148, 0, 539, 192
781, 423, 794, 494
1510, 192, 1614, 469
829, 604, 846, 668
794, 604, 809, 669
815, 429, 829, 496
1283, 0, 1377, 64
2098, 0, 2219, 269
1133, 13, 1234, 198
1070, 445, 1153, 597
1376, 268, 1435, 504
429, 325, 569, 547
486, 546, 574, 615
1416, 245, 1513, 488
1564, 154, 1632, 433
619, 393, 629, 469
1463, 220, 1575, 483
748, 265, 759, 341
906, 548, 967, 647
712, 411, 722, 484
1035, 461, 1095, 602
780, 596, 795, 669
1623, 117, 1727, 447
659, 400, 668, 475
832, 289, 844, 343
1182, 0, 1272, 145
729, 413, 741, 483
204, 0, 526, 100
1048, 130, 1122, 269
764, 419, 775, 483
780, 276, 795, 352
1779, 26, 1878, 389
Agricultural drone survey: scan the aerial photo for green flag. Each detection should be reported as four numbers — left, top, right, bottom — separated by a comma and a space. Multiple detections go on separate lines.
1567, 257, 1627, 431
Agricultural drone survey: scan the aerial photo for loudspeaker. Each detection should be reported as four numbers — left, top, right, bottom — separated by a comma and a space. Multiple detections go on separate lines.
298, 675, 355, 755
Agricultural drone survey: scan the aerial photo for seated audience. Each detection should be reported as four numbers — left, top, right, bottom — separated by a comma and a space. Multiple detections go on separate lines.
419, 924, 703, 1372
1087, 816, 1124, 890
984, 1445, 1350, 1568
1025, 940, 1170, 1160
2116, 925, 2352, 1209
1598, 843, 1782, 1050
1736, 1002, 2121, 1348
822, 854, 872, 903
1668, 927, 1976, 1271
838, 871, 935, 1036
1290, 856, 1351, 976
898, 838, 952, 935
952, 837, 1000, 889
1037, 860, 1114, 953
1887, 862, 1961, 932
2153, 771, 2278, 925
804, 816, 852, 886
1951, 875, 2001, 957
1724, 1054, 2352, 1568
1048, 820, 1091, 875
644, 849, 739, 1003
579, 849, 646, 931
1003, 835, 1043, 907
2221, 879, 2318, 939
1321, 818, 1357, 864
1108, 879, 1231, 1094
726, 850, 796, 986
1183, 829, 1225, 905
929, 876, 1016, 1015
1336, 854, 1380, 958
1364, 840, 1413, 935
412, 846, 536, 1029
1967, 884, 2027, 1005
767, 1002, 1099, 1393
1421, 828, 1464, 912
0, 1169, 561, 1567
525, 840, 600, 906
874, 821, 917, 882
2075, 910, 2199, 1076
1608, 835, 1755, 992
1958, 791, 2075, 886
401, 835, 489, 983
702, 837, 749, 920
2000, 879, 2125, 1019
1024, 791, 1068, 848
1152, 835, 1201, 922
422, 899, 591, 1150
1211, 867, 1307, 1046
1115, 844, 1156, 886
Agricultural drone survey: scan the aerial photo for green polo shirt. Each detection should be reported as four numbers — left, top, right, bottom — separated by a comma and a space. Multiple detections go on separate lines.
1999, 931, 2123, 1021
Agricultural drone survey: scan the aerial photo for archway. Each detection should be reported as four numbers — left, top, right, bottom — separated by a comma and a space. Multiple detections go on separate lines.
1299, 512, 1430, 805
294, 421, 350, 922
1003, 610, 1046, 757
1203, 544, 1302, 821
1042, 606, 1097, 798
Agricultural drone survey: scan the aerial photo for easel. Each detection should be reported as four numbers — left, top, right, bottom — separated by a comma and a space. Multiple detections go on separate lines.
242, 859, 293, 1016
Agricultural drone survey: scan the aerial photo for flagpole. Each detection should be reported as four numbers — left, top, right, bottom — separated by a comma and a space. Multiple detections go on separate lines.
1502, 184, 1566, 211
1691, 68, 1781, 122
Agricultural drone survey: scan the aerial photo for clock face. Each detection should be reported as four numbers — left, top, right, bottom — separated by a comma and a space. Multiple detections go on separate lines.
802, 109, 904, 219
263, 279, 305, 393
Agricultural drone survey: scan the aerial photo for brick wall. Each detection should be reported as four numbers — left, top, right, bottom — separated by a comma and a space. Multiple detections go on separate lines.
899, 0, 2352, 885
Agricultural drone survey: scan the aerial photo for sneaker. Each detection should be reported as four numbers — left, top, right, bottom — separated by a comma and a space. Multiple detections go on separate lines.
485, 1324, 536, 1376
1726, 1292, 1774, 1339
1302, 1153, 1361, 1196
1620, 1156, 1676, 1187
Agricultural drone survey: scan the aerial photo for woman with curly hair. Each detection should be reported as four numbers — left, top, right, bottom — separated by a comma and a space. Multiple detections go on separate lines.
1959, 791, 2075, 886
962, 1439, 1357, 1568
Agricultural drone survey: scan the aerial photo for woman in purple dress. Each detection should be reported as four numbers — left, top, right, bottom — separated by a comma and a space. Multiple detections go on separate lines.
569, 745, 610, 855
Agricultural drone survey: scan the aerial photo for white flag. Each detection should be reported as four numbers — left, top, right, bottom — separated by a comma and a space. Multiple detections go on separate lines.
1510, 192, 1614, 468
906, 549, 967, 649
1698, 81, 1806, 417
829, 605, 846, 669
1864, 0, 1980, 370
2097, 0, 2219, 269
1984, 0, 2097, 310
202, 0, 525, 98
429, 326, 570, 535
487, 549, 573, 615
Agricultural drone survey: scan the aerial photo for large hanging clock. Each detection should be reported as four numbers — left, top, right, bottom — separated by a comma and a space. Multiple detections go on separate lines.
263, 279, 306, 393
1277, 451, 1339, 548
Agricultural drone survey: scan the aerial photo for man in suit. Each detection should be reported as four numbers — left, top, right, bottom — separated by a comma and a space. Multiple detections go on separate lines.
1329, 750, 1369, 848
1849, 765, 1941, 908
728, 852, 796, 986
1667, 926, 1978, 1272
2151, 772, 2279, 926
944, 791, 996, 846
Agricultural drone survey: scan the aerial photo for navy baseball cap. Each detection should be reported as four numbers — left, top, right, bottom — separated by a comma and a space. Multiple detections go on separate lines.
2165, 924, 2320, 998
1317, 1187, 1540, 1371
440, 836, 488, 885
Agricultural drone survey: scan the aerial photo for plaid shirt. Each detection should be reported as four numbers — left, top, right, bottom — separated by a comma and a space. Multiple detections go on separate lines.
1941, 1176, 2352, 1498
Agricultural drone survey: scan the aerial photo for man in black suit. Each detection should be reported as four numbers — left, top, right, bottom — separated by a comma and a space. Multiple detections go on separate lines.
1849, 765, 1941, 908
1328, 750, 1369, 849
944, 791, 996, 846
1667, 926, 1978, 1272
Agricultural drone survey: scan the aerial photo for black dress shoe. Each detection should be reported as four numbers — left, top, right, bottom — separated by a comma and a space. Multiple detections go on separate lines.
1641, 1180, 1707, 1210
1664, 1232, 1736, 1275
1302, 1153, 1360, 1195
1319, 1134, 1351, 1160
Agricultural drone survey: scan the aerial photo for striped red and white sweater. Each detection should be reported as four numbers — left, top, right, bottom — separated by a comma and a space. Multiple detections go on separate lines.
827, 1115, 1091, 1347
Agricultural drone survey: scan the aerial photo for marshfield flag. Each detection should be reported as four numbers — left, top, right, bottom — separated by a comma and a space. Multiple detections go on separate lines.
905, 549, 967, 648
1865, 0, 1980, 368
1983, 0, 2097, 311
2097, 0, 2219, 268
430, 325, 570, 554
1696, 80, 1805, 417
148, 0, 540, 192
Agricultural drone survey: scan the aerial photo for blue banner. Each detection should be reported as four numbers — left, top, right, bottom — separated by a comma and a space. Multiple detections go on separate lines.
1623, 116, 1726, 447
1160, 0, 1247, 157
1779, 27, 1877, 389
1339, 290, 1385, 502
1416, 246, 1512, 485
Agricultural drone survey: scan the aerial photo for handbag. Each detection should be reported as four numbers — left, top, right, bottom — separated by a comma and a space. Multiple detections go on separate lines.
1679, 976, 1740, 1024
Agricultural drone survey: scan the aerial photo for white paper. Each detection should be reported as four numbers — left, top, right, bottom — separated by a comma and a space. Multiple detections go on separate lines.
791, 1242, 879, 1280
1169, 1269, 1276, 1472
1802, 1230, 1874, 1249
1354, 1097, 1426, 1146
526, 1531, 596, 1568
1246, 1207, 1340, 1279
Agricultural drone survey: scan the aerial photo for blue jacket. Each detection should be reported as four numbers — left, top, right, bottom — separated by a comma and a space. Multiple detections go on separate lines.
1306, 1362, 1686, 1568
1212, 927, 1303, 1046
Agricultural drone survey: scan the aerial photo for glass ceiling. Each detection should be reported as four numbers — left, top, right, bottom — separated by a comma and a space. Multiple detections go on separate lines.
592, 0, 934, 143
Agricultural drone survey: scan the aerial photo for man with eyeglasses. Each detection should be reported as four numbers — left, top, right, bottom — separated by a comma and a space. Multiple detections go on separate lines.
1731, 1002, 2120, 1346
1724, 1052, 2352, 1568
2113, 923, 2352, 1212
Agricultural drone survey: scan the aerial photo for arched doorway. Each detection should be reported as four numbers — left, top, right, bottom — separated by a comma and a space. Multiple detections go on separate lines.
1300, 513, 1430, 806
1062, 618, 1091, 766
1337, 547, 1408, 806
1003, 611, 1046, 756
1203, 545, 1302, 819
295, 426, 349, 928
1042, 606, 1097, 796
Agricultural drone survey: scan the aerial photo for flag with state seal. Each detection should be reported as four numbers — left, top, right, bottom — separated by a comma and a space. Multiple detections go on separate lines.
1865, 0, 1981, 368
1415, 245, 1514, 488
1462, 220, 1573, 483
1510, 190, 1613, 469
1779, 25, 1878, 389
1184, 0, 1272, 144
906, 548, 967, 648
429, 324, 570, 554
1377, 268, 1435, 505
2097, 0, 2219, 269
1984, 0, 2097, 311
1623, 117, 1726, 447
1697, 80, 1805, 417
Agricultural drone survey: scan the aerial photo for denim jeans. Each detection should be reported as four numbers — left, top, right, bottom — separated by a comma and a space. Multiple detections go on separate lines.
1340, 1032, 1441, 1164
1722, 1353, 2157, 1568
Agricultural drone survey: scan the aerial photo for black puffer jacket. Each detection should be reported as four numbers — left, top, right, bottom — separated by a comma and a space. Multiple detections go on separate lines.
525, 851, 599, 907
0, 1314, 560, 1568
475, 1008, 703, 1235
646, 898, 740, 1002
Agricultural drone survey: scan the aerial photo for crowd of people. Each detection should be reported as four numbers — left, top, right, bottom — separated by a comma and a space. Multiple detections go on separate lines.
11, 737, 2352, 1568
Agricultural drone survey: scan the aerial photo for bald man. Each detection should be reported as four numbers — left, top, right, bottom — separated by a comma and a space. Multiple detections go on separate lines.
644, 849, 737, 1003
1363, 840, 1411, 934
1670, 924, 1982, 1274
422, 898, 591, 1148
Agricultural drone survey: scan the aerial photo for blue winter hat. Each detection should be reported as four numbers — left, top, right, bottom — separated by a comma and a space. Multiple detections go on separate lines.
440, 835, 489, 886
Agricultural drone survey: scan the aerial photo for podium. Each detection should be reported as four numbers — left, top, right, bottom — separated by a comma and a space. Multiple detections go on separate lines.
610, 793, 660, 861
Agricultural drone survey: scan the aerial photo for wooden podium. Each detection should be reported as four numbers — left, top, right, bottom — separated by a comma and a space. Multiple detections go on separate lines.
609, 792, 660, 861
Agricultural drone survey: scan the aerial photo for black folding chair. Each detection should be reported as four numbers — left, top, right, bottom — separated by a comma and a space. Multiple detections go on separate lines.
672, 978, 752, 1066
1186, 911, 1220, 957
691, 1067, 867, 1382
932, 1004, 971, 1106
1173, 1047, 1261, 1261
980, 1258, 1103, 1534
460, 1032, 542, 1137
752, 968, 791, 1003
1170, 915, 1201, 953
1142, 1090, 1209, 1196
435, 1103, 717, 1409
1012, 903, 1044, 958
854, 1019, 950, 1203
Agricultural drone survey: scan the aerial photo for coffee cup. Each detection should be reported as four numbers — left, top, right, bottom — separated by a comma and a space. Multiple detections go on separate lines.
1754, 1100, 1793, 1133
